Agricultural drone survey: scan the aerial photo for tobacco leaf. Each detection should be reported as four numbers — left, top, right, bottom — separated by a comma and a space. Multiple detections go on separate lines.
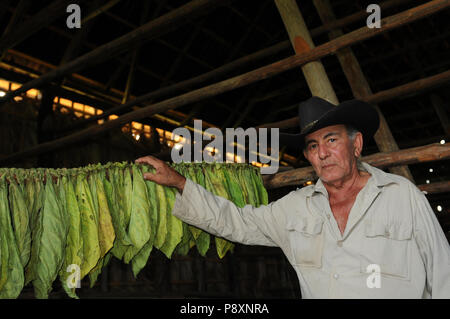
58, 174, 83, 299
31, 175, 68, 299
0, 175, 24, 298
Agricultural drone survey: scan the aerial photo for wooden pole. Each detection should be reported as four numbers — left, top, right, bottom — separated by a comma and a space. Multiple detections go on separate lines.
418, 180, 450, 195
0, 0, 448, 165
263, 143, 450, 189
0, 0, 232, 105
274, 0, 338, 104
258, 69, 450, 129
313, 0, 415, 182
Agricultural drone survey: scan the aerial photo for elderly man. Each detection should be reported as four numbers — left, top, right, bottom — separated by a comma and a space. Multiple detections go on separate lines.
136, 96, 450, 298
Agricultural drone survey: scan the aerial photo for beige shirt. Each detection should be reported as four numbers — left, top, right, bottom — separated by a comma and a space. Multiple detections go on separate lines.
171, 162, 450, 298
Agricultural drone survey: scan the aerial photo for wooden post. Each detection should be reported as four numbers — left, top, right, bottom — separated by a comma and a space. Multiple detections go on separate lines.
274, 0, 338, 104
313, 0, 415, 182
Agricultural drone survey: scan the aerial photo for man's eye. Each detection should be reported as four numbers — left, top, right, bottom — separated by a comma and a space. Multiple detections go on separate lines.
309, 144, 317, 150
328, 138, 336, 143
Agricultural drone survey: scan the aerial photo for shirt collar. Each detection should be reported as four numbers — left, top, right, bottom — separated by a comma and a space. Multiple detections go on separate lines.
303, 161, 398, 198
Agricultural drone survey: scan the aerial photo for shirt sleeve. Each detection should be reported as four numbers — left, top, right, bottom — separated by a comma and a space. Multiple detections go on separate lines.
412, 185, 450, 298
171, 178, 288, 248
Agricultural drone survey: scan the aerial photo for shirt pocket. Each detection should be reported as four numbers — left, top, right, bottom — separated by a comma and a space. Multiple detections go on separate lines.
360, 219, 412, 280
286, 216, 324, 268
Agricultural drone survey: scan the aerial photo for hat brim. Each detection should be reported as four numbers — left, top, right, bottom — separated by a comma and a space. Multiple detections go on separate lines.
279, 100, 379, 153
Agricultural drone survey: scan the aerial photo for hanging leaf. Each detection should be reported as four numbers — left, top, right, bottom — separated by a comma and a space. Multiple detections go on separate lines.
123, 164, 151, 264
75, 172, 100, 280
59, 174, 83, 299
8, 172, 31, 268
0, 175, 24, 298
159, 187, 183, 259
31, 174, 68, 299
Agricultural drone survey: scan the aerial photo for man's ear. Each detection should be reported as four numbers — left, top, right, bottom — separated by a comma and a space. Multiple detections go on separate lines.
353, 132, 363, 157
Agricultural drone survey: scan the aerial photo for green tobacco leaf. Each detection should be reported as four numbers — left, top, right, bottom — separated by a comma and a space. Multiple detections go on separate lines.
202, 163, 234, 259
59, 174, 83, 299
8, 176, 31, 268
31, 176, 68, 299
251, 167, 268, 206
123, 165, 151, 264
106, 166, 131, 260
131, 165, 158, 278
89, 252, 112, 288
75, 172, 100, 280
159, 187, 183, 259
222, 166, 246, 208
123, 165, 133, 230
0, 176, 24, 298
95, 170, 115, 258
153, 184, 167, 249
24, 174, 45, 286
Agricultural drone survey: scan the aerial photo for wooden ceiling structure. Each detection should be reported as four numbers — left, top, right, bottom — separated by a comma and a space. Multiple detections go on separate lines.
0, 0, 449, 207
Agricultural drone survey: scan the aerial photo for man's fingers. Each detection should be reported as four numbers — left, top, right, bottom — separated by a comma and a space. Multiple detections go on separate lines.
135, 155, 160, 168
143, 172, 156, 181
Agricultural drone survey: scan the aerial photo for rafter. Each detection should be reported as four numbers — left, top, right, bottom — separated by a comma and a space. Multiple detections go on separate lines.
0, 0, 447, 165
0, 0, 232, 105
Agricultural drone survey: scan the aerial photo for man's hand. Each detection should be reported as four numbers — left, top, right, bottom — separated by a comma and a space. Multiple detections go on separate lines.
135, 155, 186, 193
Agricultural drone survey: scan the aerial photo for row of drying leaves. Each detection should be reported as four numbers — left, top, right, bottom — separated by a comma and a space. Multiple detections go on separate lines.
0, 162, 268, 299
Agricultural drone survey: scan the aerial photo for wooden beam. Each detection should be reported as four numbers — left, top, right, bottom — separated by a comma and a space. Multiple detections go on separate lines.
64, 0, 413, 130
0, 0, 447, 165
274, 0, 338, 104
418, 180, 450, 195
81, 0, 121, 24
263, 143, 450, 189
313, 0, 414, 182
1, 0, 31, 41
258, 69, 450, 129
0, 0, 232, 105
0, 0, 75, 57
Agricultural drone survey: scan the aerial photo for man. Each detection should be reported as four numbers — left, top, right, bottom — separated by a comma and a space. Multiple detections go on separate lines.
136, 96, 450, 298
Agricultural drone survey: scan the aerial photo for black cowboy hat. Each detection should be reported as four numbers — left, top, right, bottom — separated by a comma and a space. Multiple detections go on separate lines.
279, 96, 380, 151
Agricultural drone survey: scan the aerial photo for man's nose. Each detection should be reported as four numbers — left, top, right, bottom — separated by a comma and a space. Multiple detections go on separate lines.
318, 144, 329, 159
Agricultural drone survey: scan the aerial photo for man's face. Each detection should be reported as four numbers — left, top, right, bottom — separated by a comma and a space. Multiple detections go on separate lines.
303, 124, 362, 185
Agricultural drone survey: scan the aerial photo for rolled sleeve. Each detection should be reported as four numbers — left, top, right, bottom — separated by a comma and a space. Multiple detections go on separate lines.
171, 178, 286, 247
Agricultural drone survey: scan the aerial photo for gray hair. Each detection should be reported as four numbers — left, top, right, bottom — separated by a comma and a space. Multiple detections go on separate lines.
346, 125, 360, 141
346, 125, 363, 163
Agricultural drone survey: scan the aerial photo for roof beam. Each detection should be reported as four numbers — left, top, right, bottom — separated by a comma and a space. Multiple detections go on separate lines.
60, 0, 414, 129
0, 0, 76, 58
0, 0, 233, 105
258, 69, 450, 129
0, 0, 447, 165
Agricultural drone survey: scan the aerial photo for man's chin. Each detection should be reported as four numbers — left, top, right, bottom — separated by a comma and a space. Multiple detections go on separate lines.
318, 173, 342, 185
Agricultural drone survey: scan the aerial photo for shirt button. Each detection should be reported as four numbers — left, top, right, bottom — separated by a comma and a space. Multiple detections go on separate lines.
333, 273, 339, 280
337, 241, 343, 247
385, 231, 390, 237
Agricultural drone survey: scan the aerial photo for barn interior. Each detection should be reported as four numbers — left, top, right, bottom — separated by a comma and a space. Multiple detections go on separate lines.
0, 0, 449, 299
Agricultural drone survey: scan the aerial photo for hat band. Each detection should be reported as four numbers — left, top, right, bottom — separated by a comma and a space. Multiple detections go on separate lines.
300, 119, 318, 134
